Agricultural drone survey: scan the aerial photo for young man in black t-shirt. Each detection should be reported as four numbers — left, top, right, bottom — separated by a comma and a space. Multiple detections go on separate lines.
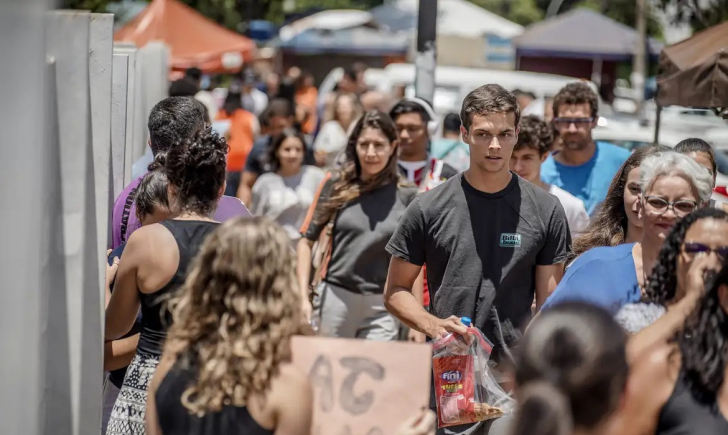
384, 84, 571, 435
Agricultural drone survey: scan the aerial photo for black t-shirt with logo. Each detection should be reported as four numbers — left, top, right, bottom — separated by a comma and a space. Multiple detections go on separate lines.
386, 173, 571, 359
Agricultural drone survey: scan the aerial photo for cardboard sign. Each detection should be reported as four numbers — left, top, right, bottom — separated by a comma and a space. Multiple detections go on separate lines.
291, 336, 431, 435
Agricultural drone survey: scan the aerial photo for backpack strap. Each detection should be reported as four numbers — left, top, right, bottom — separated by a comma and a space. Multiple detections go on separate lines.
431, 158, 444, 181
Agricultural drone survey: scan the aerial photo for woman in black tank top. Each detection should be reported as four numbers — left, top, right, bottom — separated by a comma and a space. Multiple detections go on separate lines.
610, 260, 728, 435
145, 218, 313, 435
105, 129, 229, 435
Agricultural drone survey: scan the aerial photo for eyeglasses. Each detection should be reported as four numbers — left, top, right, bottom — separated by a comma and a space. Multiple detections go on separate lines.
553, 117, 594, 128
356, 141, 391, 154
643, 196, 698, 217
682, 242, 728, 259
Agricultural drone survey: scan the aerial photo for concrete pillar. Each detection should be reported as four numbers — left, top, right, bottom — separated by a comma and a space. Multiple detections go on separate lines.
137, 41, 171, 160
0, 0, 55, 433
111, 52, 132, 199
89, 13, 114, 258
1, 5, 114, 434
113, 44, 139, 186
46, 9, 103, 434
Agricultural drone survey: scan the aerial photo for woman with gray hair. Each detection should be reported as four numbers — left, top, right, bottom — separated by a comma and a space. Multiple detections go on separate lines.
541, 151, 713, 322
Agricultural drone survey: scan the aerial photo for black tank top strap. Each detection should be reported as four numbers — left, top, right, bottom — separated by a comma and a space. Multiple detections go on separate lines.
155, 356, 274, 435
158, 219, 198, 276
656, 371, 728, 435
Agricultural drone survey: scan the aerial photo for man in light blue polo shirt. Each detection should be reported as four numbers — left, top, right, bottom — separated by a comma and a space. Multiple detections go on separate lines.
541, 82, 630, 215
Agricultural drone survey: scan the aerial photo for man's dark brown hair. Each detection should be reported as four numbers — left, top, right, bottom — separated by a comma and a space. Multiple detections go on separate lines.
460, 84, 520, 132
552, 82, 599, 119
515, 115, 553, 156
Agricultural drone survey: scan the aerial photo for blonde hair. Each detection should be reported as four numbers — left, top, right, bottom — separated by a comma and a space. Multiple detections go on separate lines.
325, 92, 363, 126
165, 217, 302, 416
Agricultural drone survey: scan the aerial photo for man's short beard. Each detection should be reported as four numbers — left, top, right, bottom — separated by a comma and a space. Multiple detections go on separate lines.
562, 139, 589, 151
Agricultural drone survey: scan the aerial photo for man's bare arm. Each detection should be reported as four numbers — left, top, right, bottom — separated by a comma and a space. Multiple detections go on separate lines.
385, 257, 466, 339
534, 263, 564, 312
237, 171, 258, 206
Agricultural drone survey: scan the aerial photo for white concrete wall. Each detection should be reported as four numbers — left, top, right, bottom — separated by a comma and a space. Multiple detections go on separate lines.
0, 4, 115, 434
0, 0, 55, 431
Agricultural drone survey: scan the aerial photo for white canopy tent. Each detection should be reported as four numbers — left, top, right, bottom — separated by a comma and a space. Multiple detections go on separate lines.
370, 0, 523, 38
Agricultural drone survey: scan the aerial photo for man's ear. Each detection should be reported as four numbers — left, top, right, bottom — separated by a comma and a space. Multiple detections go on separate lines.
460, 125, 468, 144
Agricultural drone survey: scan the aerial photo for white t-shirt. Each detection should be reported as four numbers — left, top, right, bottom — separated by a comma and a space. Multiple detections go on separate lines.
313, 120, 355, 169
195, 90, 218, 121
251, 166, 325, 242
548, 184, 590, 238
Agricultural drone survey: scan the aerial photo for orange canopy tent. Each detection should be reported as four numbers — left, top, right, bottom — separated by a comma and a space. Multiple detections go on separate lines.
114, 0, 257, 73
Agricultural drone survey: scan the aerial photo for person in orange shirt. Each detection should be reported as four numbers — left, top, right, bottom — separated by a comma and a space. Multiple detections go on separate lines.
217, 91, 259, 196
294, 70, 318, 135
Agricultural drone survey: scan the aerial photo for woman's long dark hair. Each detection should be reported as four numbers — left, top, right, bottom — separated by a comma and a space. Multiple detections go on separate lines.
315, 110, 403, 225
680, 259, 728, 402
571, 144, 670, 259
513, 302, 628, 435
264, 128, 306, 173
643, 208, 728, 305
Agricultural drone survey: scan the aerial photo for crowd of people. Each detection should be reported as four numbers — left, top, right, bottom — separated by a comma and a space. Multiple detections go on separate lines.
101, 63, 728, 435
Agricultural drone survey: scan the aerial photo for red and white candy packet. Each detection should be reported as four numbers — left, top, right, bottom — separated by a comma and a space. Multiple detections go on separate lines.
431, 318, 515, 428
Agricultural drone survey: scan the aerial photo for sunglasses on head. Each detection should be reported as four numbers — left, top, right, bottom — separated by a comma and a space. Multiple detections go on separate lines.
683, 242, 728, 259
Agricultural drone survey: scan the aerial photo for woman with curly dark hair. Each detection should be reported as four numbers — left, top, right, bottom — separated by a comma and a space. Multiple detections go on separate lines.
609, 259, 728, 435
296, 110, 419, 339
542, 152, 714, 316
104, 129, 227, 435
145, 218, 312, 435
618, 208, 728, 360
570, 144, 669, 260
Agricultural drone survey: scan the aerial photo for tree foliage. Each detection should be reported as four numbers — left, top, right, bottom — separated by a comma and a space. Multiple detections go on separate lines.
530, 0, 663, 39
470, 0, 543, 26
67, 0, 728, 38
576, 0, 663, 40
654, 0, 728, 33
63, 0, 115, 12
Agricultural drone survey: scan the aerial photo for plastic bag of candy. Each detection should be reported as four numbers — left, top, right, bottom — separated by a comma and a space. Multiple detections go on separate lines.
432, 317, 515, 428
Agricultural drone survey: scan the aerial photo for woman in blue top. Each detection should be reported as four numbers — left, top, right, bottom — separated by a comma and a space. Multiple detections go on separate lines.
542, 151, 714, 315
